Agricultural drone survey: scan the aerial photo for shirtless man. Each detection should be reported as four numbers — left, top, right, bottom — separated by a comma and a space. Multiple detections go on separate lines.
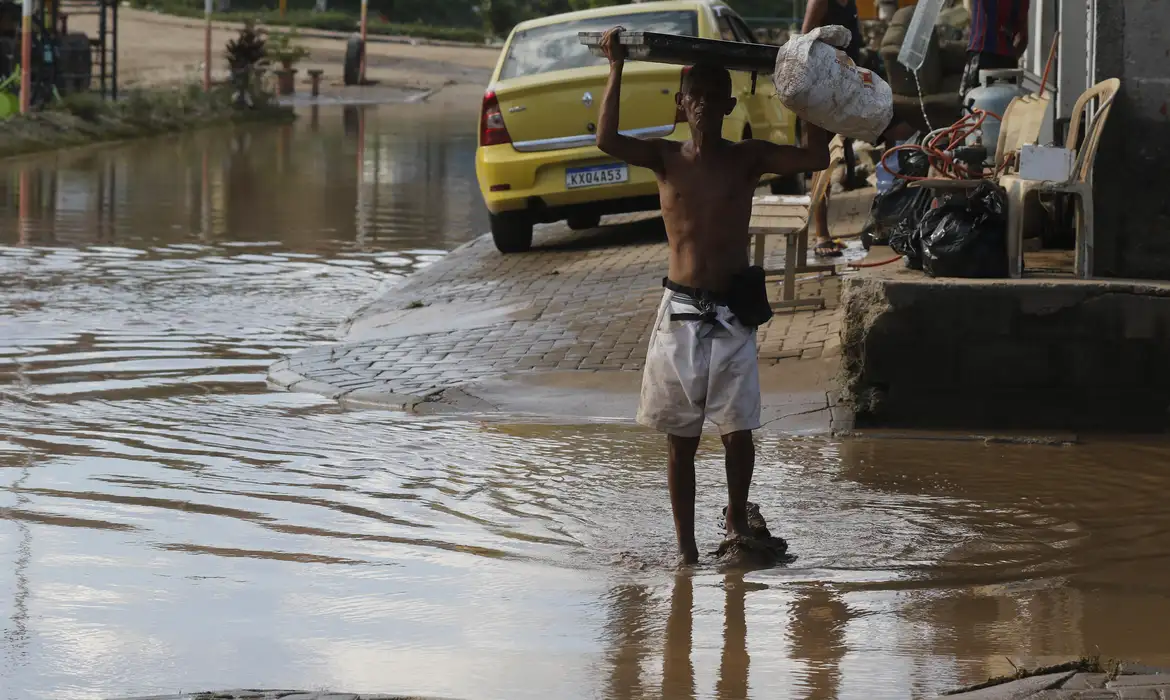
596, 28, 830, 566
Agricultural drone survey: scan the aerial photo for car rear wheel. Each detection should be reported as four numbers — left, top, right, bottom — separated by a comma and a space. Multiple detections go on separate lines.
770, 172, 808, 195
771, 119, 809, 194
567, 214, 601, 231
490, 212, 534, 254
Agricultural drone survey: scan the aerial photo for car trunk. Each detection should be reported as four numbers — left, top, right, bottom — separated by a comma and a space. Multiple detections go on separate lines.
494, 63, 683, 146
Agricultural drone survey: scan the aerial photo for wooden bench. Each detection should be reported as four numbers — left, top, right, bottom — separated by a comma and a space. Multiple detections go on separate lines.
749, 194, 830, 312
748, 136, 845, 313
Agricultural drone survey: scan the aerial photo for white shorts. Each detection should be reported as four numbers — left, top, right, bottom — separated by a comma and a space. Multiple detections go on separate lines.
636, 288, 762, 438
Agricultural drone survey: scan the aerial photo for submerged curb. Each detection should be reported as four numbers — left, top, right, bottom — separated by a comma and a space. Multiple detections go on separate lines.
266, 357, 428, 410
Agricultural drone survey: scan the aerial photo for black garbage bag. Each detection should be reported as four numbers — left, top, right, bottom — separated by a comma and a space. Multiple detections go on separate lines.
872, 181, 932, 237
920, 181, 1009, 278
885, 184, 933, 269
896, 147, 930, 178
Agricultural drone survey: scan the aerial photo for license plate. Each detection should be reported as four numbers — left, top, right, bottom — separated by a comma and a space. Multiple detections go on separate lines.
566, 164, 629, 189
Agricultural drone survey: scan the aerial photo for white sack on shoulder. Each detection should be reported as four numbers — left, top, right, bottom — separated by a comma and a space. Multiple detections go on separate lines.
771, 25, 894, 144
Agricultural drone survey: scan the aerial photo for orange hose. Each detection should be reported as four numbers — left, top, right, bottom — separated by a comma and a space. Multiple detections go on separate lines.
849, 254, 904, 269
885, 109, 1003, 182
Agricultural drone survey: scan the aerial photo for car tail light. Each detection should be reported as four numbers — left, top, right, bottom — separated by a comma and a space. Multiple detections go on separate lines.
480, 90, 512, 146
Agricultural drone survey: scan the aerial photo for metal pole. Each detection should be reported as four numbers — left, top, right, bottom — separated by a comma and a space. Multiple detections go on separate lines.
18, 166, 30, 245
356, 106, 366, 244
99, 0, 107, 96
204, 0, 212, 92
19, 0, 31, 113
111, 0, 118, 98
1085, 0, 1096, 86
359, 0, 368, 84
280, 0, 286, 19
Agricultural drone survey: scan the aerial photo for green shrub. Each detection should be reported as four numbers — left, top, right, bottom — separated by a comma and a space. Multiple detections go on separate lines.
53, 91, 108, 122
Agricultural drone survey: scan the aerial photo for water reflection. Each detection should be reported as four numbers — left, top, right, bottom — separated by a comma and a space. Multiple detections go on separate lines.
0, 103, 487, 254
4, 105, 1170, 700
662, 575, 696, 699
787, 583, 849, 700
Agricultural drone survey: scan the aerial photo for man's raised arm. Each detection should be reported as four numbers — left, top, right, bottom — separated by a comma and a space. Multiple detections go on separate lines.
596, 27, 665, 172
742, 121, 831, 178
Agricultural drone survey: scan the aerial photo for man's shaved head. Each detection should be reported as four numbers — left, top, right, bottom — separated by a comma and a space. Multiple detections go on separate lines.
682, 62, 732, 98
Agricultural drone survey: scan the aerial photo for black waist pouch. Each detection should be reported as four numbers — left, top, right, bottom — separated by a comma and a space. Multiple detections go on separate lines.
727, 266, 773, 328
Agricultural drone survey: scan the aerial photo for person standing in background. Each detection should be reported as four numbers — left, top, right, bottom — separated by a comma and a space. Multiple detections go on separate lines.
961, 0, 1030, 97
802, 0, 866, 257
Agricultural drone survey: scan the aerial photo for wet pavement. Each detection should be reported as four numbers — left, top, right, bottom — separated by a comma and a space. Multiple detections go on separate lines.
267, 211, 850, 415
3, 104, 1170, 700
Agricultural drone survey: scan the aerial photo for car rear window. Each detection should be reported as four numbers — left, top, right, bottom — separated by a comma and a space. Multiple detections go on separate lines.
499, 11, 698, 81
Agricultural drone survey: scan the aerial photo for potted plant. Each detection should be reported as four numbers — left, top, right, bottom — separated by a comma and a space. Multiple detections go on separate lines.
224, 20, 270, 107
267, 29, 310, 96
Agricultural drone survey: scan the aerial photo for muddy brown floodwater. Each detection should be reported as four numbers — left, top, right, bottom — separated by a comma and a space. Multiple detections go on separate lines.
3, 104, 1170, 700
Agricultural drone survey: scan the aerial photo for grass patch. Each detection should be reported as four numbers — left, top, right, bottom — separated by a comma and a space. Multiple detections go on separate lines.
943, 656, 1121, 695
0, 84, 294, 160
131, 0, 488, 44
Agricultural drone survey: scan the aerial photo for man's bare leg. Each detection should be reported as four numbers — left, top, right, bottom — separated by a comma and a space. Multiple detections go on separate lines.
667, 434, 701, 565
721, 430, 755, 538
814, 192, 836, 257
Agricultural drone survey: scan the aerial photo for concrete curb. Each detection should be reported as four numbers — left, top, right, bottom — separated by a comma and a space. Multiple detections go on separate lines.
267, 358, 429, 409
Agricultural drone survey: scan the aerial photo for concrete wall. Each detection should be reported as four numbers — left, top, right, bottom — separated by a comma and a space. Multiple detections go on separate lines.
841, 272, 1170, 432
1092, 1, 1170, 280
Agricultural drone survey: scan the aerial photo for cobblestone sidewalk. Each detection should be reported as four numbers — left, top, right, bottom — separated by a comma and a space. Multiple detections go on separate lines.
938, 664, 1170, 699
268, 190, 874, 407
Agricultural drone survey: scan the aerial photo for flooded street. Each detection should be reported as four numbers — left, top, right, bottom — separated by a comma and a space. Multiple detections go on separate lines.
3, 104, 1170, 700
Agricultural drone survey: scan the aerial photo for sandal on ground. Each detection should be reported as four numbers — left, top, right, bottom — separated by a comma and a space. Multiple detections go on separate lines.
814, 240, 845, 258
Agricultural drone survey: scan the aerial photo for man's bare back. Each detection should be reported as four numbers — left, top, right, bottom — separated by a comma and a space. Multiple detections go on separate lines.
596, 29, 829, 295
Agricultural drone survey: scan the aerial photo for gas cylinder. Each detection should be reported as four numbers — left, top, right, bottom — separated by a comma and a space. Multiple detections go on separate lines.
964, 68, 1028, 164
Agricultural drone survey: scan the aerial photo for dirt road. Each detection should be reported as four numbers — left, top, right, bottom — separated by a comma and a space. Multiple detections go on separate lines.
68, 8, 500, 105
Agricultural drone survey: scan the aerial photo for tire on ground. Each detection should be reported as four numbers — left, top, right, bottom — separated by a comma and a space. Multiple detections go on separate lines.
59, 33, 92, 93
490, 212, 534, 254
566, 213, 601, 231
770, 171, 808, 195
770, 120, 809, 194
344, 34, 364, 86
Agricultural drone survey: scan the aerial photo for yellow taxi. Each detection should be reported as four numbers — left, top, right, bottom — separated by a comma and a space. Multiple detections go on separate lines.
475, 0, 801, 253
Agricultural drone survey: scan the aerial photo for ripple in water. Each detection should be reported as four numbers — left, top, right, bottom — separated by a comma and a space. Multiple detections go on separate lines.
2, 104, 1170, 700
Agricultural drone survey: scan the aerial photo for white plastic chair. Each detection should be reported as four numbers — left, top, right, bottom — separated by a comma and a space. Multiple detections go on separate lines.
998, 78, 1120, 278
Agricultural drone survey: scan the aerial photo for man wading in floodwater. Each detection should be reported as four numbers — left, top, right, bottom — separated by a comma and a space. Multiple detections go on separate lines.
596, 28, 829, 566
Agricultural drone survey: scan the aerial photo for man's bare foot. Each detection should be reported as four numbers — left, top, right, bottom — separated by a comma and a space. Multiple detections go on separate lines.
721, 502, 771, 539
677, 546, 700, 568
814, 238, 845, 258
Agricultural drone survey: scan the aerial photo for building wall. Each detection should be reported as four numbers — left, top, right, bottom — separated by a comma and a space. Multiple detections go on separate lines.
1092, 0, 1170, 280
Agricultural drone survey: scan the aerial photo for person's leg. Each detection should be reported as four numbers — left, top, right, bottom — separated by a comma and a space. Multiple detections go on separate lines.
814, 166, 842, 257
667, 433, 701, 564
721, 429, 755, 538
842, 137, 861, 189
814, 185, 834, 255
705, 317, 761, 540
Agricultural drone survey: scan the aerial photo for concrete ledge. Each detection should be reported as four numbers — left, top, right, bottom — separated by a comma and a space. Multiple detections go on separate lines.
937, 661, 1170, 699
842, 258, 1170, 431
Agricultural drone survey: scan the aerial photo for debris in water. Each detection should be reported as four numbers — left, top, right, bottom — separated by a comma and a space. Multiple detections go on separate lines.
714, 501, 795, 569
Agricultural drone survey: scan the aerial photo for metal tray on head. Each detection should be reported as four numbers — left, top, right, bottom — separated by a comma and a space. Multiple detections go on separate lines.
579, 31, 779, 73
